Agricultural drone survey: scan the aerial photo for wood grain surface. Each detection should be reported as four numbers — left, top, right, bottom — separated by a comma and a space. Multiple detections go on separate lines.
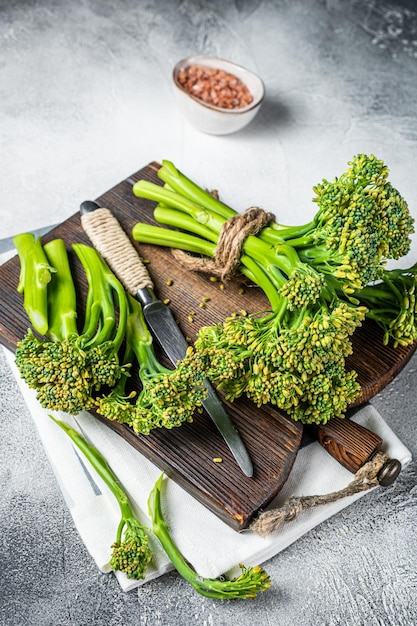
0, 162, 416, 530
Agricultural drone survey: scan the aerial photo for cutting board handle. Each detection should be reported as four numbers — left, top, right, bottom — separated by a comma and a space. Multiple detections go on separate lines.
315, 418, 401, 486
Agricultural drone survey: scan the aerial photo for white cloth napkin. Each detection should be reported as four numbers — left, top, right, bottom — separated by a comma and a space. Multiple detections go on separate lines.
3, 346, 412, 593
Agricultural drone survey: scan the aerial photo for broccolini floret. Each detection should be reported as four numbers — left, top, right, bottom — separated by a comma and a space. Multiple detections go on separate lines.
93, 341, 137, 425
195, 297, 366, 424
261, 153, 414, 294
353, 263, 417, 347
95, 294, 207, 434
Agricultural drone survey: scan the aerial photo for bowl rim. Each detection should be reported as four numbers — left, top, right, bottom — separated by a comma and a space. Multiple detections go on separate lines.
172, 55, 265, 115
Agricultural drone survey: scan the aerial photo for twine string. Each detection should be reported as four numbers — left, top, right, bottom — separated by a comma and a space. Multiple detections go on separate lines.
81, 208, 154, 293
172, 206, 275, 283
250, 451, 390, 537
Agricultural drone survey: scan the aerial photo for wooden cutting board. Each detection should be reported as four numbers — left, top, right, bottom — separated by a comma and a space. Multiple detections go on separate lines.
1, 162, 416, 530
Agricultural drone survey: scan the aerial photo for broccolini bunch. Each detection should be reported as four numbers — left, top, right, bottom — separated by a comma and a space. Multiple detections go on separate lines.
14, 236, 207, 433
14, 237, 128, 414
130, 155, 415, 424
148, 474, 270, 599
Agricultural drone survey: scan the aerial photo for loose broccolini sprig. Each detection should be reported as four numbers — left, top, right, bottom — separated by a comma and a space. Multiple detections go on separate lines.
49, 416, 152, 580
50, 418, 271, 597
148, 474, 270, 600
13, 233, 56, 336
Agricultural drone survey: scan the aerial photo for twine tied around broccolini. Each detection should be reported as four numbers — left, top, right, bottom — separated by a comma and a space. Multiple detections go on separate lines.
131, 154, 416, 425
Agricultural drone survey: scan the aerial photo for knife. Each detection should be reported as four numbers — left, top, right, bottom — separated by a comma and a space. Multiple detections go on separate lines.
79, 200, 254, 477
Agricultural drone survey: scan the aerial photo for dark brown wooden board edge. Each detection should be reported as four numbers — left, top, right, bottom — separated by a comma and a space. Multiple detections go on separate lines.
94, 413, 300, 530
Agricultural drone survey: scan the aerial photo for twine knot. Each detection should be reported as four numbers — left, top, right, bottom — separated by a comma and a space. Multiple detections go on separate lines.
172, 206, 275, 283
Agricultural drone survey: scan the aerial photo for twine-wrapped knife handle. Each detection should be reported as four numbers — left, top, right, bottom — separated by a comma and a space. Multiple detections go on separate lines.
80, 201, 153, 294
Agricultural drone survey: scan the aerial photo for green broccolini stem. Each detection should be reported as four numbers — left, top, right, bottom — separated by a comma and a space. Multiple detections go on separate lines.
157, 159, 235, 220
147, 475, 202, 584
72, 243, 128, 354
148, 474, 270, 599
154, 205, 219, 243
72, 244, 115, 343
132, 222, 216, 258
238, 255, 283, 310
49, 416, 153, 580
43, 239, 78, 342
262, 220, 316, 242
134, 180, 225, 236
13, 232, 56, 336
49, 416, 130, 505
125, 294, 171, 383
348, 265, 417, 347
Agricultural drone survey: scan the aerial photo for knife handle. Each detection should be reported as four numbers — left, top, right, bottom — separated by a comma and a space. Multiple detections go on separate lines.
80, 201, 154, 294
316, 418, 401, 486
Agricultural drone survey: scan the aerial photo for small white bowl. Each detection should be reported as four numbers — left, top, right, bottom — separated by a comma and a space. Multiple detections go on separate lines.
172, 55, 265, 135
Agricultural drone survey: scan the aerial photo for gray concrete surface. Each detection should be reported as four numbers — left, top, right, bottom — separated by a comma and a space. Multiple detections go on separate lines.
1, 1, 417, 624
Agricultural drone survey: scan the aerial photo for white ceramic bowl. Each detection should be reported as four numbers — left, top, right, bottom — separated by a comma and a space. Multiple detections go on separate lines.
172, 55, 265, 135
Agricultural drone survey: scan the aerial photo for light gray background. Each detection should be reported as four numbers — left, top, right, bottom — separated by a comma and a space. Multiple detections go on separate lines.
1, 1, 417, 625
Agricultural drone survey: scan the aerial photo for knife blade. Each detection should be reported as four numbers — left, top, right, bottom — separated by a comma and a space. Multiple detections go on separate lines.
79, 200, 254, 477
0, 223, 59, 257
